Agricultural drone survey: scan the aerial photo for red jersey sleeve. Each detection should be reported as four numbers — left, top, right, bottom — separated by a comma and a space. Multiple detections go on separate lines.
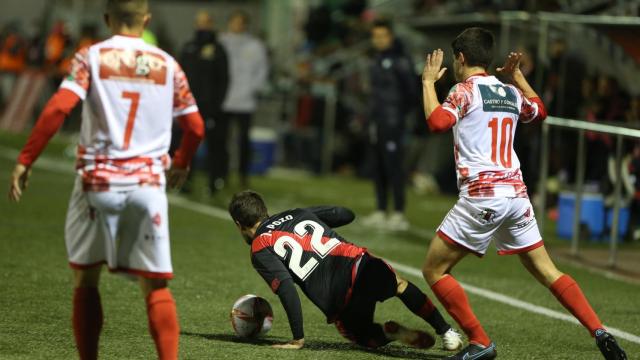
17, 89, 81, 166
520, 96, 547, 123
172, 60, 198, 117
441, 82, 474, 123
508, 84, 547, 123
427, 82, 473, 133
172, 112, 205, 168
427, 105, 457, 132
59, 47, 91, 99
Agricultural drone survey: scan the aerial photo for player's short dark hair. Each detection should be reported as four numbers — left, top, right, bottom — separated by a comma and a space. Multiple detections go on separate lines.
229, 190, 268, 228
451, 27, 494, 69
106, 0, 149, 28
372, 19, 393, 33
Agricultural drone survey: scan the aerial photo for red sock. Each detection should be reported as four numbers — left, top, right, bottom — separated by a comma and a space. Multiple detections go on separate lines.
550, 275, 603, 337
431, 275, 491, 347
73, 287, 103, 360
146, 288, 180, 360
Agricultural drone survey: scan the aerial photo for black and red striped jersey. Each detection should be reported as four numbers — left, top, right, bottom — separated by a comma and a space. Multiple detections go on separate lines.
250, 206, 365, 321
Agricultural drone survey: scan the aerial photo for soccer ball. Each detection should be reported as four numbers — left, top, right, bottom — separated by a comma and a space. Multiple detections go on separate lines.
230, 294, 273, 338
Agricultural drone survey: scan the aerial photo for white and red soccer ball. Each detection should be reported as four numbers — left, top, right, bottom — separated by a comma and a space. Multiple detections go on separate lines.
230, 294, 273, 338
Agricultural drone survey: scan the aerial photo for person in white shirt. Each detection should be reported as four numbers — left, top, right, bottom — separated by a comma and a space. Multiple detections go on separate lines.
214, 10, 268, 190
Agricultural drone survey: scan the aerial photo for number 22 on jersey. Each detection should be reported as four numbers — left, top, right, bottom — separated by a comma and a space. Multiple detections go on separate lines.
488, 117, 513, 168
273, 220, 340, 280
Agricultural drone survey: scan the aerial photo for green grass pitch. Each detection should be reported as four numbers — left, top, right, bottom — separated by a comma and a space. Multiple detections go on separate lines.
0, 131, 638, 359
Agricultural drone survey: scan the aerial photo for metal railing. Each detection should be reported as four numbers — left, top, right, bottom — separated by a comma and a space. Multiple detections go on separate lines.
537, 116, 640, 268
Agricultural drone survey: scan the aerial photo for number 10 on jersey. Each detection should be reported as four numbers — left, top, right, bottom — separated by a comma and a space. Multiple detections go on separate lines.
488, 117, 513, 168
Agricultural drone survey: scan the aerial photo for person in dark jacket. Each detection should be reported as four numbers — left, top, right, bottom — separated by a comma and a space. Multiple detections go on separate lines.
362, 19, 417, 231
178, 10, 229, 193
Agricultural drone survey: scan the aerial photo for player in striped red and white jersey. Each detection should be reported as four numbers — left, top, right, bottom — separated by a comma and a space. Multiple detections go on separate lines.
8, 1, 204, 359
420, 28, 626, 360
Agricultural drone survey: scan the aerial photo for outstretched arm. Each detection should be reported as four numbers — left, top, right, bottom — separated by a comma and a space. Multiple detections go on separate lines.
497, 52, 539, 98
422, 49, 447, 119
497, 52, 547, 122
9, 88, 81, 202
306, 206, 355, 228
167, 112, 205, 189
169, 61, 205, 189
422, 49, 456, 132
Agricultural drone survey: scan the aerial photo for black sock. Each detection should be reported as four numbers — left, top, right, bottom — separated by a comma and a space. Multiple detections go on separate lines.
398, 282, 451, 335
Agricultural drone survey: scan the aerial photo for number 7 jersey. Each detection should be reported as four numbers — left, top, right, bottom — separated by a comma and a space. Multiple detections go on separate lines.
441, 73, 543, 198
60, 35, 198, 191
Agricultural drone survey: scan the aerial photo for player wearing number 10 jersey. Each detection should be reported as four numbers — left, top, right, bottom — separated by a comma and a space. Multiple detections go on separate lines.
420, 27, 626, 360
8, 1, 205, 359
228, 190, 464, 351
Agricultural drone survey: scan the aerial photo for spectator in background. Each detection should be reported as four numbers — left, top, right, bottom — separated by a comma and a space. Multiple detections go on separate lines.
179, 10, 229, 193
626, 96, 640, 242
58, 23, 99, 132
629, 144, 640, 242
542, 39, 584, 118
362, 20, 417, 231
44, 21, 72, 71
59, 24, 99, 76
583, 75, 627, 189
0, 22, 27, 107
44, 21, 73, 91
25, 19, 47, 68
218, 10, 268, 190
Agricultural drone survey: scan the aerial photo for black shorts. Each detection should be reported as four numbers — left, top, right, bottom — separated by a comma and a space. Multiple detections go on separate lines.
335, 253, 397, 348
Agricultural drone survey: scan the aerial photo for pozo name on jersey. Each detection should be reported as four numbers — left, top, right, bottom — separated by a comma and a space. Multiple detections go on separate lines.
266, 215, 294, 230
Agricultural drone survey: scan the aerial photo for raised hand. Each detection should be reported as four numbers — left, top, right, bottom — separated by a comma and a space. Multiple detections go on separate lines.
8, 163, 32, 202
422, 49, 447, 83
496, 52, 523, 79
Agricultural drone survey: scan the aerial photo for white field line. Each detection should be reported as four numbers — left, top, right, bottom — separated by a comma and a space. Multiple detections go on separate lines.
2, 147, 639, 345
160, 194, 640, 346
386, 262, 640, 345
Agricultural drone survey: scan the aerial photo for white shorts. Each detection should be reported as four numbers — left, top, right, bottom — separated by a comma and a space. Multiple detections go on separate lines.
437, 196, 543, 257
65, 177, 172, 278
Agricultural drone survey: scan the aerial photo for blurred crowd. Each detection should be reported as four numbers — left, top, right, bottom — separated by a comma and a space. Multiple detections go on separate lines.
539, 43, 640, 242
0, 20, 98, 107
0, 1, 638, 239
286, 1, 640, 237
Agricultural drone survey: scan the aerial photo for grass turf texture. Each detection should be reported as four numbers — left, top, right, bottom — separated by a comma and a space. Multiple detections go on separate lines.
1, 131, 639, 359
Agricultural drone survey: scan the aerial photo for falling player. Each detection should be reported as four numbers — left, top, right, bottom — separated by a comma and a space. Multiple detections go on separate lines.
8, 1, 204, 359
420, 27, 627, 360
228, 190, 463, 351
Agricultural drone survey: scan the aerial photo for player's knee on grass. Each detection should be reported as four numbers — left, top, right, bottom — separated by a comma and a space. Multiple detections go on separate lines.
335, 320, 390, 349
